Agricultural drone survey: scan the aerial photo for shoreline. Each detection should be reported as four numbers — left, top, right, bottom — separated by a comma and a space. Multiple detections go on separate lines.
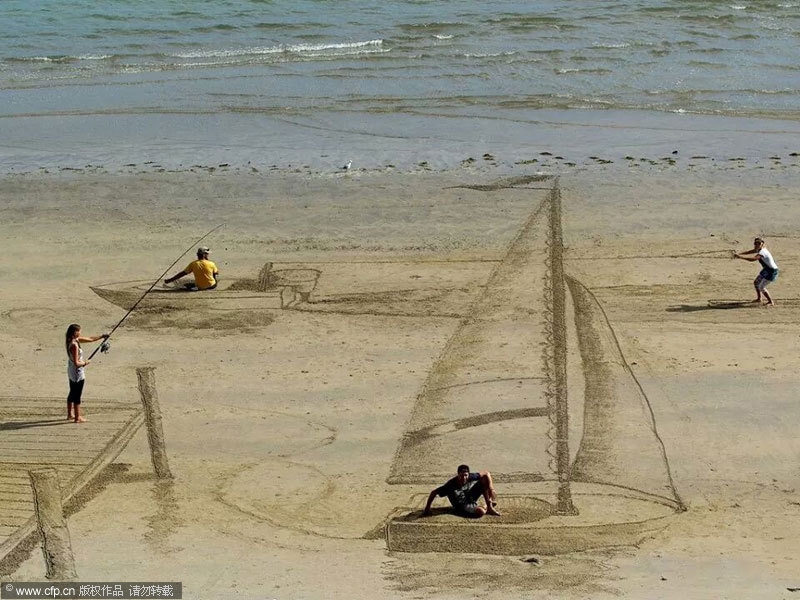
2, 108, 799, 176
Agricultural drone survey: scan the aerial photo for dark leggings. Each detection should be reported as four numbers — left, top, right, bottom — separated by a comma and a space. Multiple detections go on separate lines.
67, 379, 85, 405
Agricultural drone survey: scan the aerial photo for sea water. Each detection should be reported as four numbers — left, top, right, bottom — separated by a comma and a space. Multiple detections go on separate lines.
1, 0, 799, 172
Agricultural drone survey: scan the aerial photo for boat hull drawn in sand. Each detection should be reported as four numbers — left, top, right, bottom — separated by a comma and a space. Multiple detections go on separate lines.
385, 183, 684, 555
90, 262, 321, 311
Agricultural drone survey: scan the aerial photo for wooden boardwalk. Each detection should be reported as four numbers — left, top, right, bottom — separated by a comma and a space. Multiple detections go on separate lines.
0, 396, 143, 565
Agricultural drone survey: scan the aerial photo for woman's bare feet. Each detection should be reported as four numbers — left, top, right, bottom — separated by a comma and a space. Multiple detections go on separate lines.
487, 505, 502, 516
74, 416, 87, 423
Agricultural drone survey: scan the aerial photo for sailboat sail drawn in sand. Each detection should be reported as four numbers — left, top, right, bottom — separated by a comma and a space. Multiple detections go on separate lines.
386, 183, 684, 555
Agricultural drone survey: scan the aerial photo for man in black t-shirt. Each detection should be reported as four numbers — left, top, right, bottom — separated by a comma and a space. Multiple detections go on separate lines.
423, 464, 501, 517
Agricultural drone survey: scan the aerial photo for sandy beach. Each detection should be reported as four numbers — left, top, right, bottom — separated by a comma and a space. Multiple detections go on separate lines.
0, 162, 798, 598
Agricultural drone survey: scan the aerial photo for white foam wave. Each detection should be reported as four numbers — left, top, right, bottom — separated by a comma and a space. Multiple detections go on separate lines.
173, 39, 383, 59
434, 34, 454, 40
729, 4, 747, 9
592, 43, 630, 49
16, 54, 111, 63
462, 51, 517, 58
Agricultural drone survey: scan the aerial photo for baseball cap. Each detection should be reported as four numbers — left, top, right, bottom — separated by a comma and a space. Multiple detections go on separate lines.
197, 246, 211, 254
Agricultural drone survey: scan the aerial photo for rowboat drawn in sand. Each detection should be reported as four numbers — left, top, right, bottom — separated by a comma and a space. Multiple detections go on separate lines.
385, 186, 685, 555
90, 262, 321, 311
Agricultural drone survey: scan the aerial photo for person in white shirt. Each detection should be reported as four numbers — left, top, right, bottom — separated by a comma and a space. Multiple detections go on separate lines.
65, 324, 109, 423
734, 237, 779, 306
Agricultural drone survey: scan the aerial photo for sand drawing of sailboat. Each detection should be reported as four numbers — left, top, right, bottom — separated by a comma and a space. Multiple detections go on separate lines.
385, 183, 685, 555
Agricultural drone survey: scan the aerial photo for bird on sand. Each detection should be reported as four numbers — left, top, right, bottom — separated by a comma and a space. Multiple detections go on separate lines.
342, 160, 352, 171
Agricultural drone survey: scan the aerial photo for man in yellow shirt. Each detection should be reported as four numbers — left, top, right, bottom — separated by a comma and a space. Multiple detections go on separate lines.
164, 246, 219, 290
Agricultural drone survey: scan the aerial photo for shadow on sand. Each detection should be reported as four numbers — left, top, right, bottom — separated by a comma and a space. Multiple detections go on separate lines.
0, 418, 71, 431
666, 300, 760, 313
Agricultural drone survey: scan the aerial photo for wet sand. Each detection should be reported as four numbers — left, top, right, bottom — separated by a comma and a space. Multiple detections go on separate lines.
1, 166, 799, 598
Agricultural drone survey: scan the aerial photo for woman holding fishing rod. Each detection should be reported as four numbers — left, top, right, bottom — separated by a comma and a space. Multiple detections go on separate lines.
64, 227, 223, 423
66, 324, 109, 423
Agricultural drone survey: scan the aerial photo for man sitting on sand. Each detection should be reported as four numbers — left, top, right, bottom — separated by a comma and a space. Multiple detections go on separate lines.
734, 237, 778, 306
423, 464, 501, 517
165, 246, 219, 290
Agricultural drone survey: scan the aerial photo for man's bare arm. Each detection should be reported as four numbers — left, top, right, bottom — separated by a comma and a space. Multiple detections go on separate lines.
165, 270, 189, 283
423, 489, 438, 515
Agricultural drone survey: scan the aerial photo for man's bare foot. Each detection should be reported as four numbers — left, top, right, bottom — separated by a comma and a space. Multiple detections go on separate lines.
487, 506, 501, 516
74, 416, 87, 423
766, 301, 775, 307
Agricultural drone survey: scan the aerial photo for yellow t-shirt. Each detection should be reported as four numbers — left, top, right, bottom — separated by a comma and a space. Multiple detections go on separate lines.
185, 259, 218, 289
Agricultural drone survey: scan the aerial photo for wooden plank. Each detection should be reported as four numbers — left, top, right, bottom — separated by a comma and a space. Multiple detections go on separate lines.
0, 432, 132, 444
0, 492, 32, 501
0, 441, 109, 448
1, 406, 137, 412
0, 450, 101, 459
0, 458, 95, 466
2, 412, 137, 420
0, 486, 27, 493
2, 508, 34, 515
0, 396, 137, 406
1, 516, 34, 525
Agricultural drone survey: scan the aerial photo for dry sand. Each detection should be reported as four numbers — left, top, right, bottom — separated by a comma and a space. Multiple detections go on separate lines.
1, 165, 799, 598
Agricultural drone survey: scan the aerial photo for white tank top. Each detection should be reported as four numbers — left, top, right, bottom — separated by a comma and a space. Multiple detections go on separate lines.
67, 342, 84, 382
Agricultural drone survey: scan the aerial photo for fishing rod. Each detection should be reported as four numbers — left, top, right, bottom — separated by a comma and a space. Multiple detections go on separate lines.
88, 224, 224, 360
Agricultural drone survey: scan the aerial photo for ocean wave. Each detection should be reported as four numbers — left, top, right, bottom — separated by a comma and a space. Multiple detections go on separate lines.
687, 60, 728, 68
434, 34, 454, 40
678, 14, 737, 24
590, 43, 631, 49
95, 27, 184, 37
253, 21, 326, 30
462, 51, 517, 58
88, 13, 129, 21
396, 22, 467, 32
113, 47, 392, 73
488, 14, 561, 25
645, 87, 798, 96
6, 54, 112, 63
172, 39, 384, 59
555, 68, 613, 75
191, 24, 240, 33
